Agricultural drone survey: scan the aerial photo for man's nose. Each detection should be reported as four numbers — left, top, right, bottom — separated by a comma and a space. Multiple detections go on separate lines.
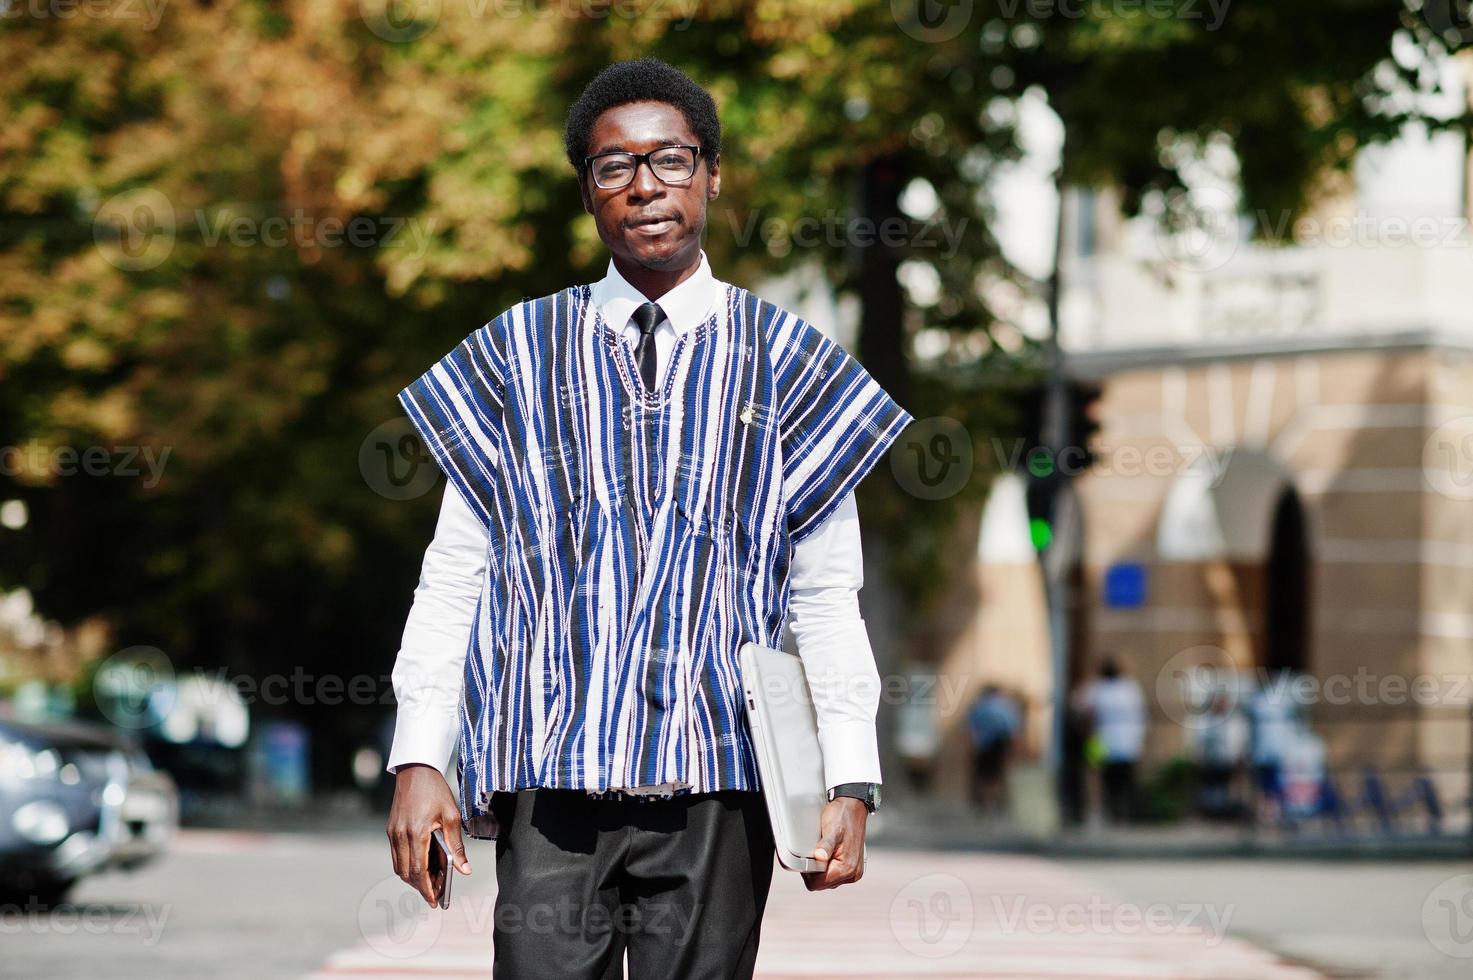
627, 158, 663, 198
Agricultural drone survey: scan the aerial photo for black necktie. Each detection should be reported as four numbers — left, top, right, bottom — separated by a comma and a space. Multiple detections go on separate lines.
630, 301, 664, 392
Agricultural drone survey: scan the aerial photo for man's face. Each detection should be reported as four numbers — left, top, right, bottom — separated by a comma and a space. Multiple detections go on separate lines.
579, 100, 719, 273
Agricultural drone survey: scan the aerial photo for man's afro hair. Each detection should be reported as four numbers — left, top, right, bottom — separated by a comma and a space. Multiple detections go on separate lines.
564, 58, 721, 175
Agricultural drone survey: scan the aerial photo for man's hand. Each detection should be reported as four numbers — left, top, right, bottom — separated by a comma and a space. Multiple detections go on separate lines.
387, 763, 473, 908
801, 797, 867, 891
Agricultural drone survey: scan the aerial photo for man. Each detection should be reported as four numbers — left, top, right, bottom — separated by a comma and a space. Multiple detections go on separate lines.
1247, 667, 1300, 826
384, 59, 913, 979
1193, 689, 1248, 820
1079, 656, 1146, 824
965, 684, 1020, 813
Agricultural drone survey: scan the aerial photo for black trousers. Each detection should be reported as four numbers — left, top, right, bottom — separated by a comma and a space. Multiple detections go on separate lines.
1101, 760, 1136, 823
488, 788, 776, 980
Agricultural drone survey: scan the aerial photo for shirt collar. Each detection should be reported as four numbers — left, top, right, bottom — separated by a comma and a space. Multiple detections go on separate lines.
591, 249, 719, 336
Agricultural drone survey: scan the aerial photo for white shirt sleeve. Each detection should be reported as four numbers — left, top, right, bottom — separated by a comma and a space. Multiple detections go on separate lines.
785, 491, 884, 789
384, 483, 487, 778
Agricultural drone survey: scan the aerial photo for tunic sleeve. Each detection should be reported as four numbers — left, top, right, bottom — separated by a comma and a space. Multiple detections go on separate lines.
397, 320, 507, 531
774, 316, 914, 546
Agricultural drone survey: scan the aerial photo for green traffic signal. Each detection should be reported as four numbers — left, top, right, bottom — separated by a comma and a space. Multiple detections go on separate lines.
1029, 517, 1053, 552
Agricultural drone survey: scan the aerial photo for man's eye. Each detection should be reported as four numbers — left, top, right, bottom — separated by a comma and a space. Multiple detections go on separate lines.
599, 161, 632, 176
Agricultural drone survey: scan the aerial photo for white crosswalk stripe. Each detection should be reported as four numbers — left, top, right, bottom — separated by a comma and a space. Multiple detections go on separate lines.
306, 849, 1324, 979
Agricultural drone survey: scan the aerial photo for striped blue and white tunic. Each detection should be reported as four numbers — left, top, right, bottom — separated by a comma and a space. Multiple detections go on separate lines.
398, 280, 913, 834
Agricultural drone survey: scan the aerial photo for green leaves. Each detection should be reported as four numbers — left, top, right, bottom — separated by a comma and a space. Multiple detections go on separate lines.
0, 1, 1449, 712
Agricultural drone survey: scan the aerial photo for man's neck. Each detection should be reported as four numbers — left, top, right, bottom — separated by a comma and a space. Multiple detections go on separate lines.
612, 254, 701, 303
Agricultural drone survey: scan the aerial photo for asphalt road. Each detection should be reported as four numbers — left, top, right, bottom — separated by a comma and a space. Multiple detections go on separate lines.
3, 820, 1469, 979
1069, 858, 1473, 979
0, 819, 395, 980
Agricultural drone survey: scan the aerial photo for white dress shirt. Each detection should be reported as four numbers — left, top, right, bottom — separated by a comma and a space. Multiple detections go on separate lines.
387, 250, 884, 794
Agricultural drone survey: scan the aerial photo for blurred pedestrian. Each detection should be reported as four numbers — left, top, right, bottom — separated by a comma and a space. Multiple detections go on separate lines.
1079, 657, 1146, 824
1280, 717, 1327, 823
896, 681, 942, 793
1193, 691, 1248, 820
1247, 668, 1301, 827
1060, 682, 1092, 826
966, 684, 1020, 814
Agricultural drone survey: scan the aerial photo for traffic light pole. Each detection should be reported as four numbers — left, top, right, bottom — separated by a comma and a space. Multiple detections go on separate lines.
1042, 162, 1073, 795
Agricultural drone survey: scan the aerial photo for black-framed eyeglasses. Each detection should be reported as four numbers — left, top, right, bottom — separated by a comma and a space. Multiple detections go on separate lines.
583, 145, 704, 190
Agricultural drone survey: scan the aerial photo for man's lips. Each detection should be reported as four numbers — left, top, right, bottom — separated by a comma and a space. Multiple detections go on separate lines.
628, 214, 679, 236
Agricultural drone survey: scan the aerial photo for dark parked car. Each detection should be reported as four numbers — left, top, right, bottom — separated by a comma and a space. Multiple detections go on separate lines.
0, 717, 178, 908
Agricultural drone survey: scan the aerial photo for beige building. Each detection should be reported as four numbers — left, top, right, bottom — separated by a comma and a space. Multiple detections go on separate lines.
929, 127, 1473, 820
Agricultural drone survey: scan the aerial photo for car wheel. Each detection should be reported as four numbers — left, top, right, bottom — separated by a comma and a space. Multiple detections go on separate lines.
0, 875, 77, 912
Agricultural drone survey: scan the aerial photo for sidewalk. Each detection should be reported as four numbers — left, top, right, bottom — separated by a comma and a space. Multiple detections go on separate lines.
868, 794, 1473, 860
308, 848, 1329, 979
190, 788, 1473, 859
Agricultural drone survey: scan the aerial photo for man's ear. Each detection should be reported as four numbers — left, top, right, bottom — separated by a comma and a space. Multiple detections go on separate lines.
578, 173, 593, 214
707, 154, 720, 200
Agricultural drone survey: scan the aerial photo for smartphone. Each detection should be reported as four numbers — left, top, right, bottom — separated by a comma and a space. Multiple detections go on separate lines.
429, 828, 453, 909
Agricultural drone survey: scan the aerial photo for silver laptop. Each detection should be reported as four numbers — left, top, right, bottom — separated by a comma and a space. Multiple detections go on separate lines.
740, 640, 867, 874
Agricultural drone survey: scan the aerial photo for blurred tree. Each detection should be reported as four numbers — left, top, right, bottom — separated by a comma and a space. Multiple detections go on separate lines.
990, 0, 1469, 234
0, 1, 1462, 783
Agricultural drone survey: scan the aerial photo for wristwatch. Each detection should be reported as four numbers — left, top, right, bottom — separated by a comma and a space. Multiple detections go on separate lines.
827, 782, 881, 813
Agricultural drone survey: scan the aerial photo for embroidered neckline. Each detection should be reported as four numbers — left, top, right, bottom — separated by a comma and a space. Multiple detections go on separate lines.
587, 282, 734, 409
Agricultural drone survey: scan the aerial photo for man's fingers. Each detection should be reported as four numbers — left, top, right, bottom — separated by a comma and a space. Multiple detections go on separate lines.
387, 825, 434, 906
443, 818, 473, 875
805, 833, 865, 890
800, 850, 849, 891
387, 827, 405, 881
819, 846, 853, 887
813, 832, 838, 862
398, 822, 435, 907
408, 828, 434, 906
832, 852, 860, 883
802, 861, 852, 892
388, 767, 469, 907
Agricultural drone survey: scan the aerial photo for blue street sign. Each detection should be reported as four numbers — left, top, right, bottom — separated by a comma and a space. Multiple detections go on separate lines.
1104, 562, 1147, 609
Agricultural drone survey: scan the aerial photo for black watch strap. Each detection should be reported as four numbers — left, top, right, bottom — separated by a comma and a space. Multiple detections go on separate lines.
827, 782, 880, 812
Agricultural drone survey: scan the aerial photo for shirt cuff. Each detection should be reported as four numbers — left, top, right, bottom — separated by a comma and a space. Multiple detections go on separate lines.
385, 698, 460, 779
819, 718, 883, 788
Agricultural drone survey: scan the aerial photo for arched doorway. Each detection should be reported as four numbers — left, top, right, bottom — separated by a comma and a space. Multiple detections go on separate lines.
1157, 448, 1313, 676
1263, 486, 1310, 675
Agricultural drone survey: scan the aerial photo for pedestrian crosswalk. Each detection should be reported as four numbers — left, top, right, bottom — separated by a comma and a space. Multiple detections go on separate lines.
753, 851, 1323, 979
307, 849, 1324, 979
